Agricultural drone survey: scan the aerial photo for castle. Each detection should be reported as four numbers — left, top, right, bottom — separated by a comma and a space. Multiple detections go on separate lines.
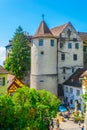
6, 19, 87, 96
30, 20, 83, 96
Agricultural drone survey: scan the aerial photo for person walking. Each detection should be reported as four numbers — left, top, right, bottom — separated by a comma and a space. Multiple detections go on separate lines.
78, 120, 81, 127
80, 125, 84, 130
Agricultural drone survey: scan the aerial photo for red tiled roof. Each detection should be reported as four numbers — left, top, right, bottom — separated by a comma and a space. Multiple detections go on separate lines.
7, 74, 15, 87
81, 70, 87, 77
33, 20, 55, 38
79, 32, 87, 44
51, 22, 69, 37
0, 65, 9, 74
64, 68, 87, 87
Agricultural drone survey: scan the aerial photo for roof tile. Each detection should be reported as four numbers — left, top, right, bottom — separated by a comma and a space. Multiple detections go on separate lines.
33, 20, 55, 38
51, 23, 69, 37
64, 68, 87, 87
0, 66, 9, 74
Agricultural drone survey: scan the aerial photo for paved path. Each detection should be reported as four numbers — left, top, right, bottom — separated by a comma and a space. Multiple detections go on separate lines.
60, 119, 84, 130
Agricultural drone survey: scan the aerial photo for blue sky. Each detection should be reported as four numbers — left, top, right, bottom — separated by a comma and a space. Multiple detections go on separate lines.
0, 0, 87, 65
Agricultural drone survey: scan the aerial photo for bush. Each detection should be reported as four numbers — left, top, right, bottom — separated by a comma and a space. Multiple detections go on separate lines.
72, 111, 84, 123
0, 87, 61, 130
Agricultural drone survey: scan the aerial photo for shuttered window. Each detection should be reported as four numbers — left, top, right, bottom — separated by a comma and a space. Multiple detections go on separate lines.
2, 77, 5, 86
0, 77, 5, 86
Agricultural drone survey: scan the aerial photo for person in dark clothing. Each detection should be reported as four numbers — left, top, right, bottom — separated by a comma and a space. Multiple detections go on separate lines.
81, 125, 84, 130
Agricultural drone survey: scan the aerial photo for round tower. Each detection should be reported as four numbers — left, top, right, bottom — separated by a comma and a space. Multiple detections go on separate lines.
30, 20, 58, 95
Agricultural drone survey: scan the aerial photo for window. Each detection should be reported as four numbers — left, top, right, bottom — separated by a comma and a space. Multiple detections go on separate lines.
72, 68, 74, 73
40, 80, 44, 82
63, 68, 66, 74
0, 77, 5, 86
41, 51, 44, 55
73, 38, 77, 42
76, 90, 80, 96
67, 29, 71, 37
73, 54, 77, 60
66, 87, 68, 92
68, 43, 72, 49
70, 88, 73, 94
50, 40, 54, 46
60, 42, 63, 48
61, 53, 65, 60
83, 47, 87, 52
39, 39, 43, 46
75, 43, 79, 49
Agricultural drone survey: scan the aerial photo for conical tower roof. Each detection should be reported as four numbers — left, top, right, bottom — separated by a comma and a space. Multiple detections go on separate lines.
33, 20, 56, 38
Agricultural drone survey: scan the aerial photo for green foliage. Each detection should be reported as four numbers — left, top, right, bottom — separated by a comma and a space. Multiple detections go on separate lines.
81, 93, 87, 112
82, 93, 87, 102
0, 87, 61, 130
4, 58, 12, 72
4, 26, 31, 79
0, 94, 15, 129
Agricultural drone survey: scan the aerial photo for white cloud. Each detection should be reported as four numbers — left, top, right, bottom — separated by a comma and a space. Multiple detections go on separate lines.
0, 47, 6, 66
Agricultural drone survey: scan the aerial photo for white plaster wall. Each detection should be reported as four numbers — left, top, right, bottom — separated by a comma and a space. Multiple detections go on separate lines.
64, 85, 84, 111
58, 24, 83, 84
31, 38, 57, 75
58, 41, 83, 67
30, 75, 57, 96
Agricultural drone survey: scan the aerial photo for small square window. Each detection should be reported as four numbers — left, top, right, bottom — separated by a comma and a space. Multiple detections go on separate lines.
50, 40, 54, 46
41, 51, 44, 55
40, 80, 44, 82
39, 39, 43, 46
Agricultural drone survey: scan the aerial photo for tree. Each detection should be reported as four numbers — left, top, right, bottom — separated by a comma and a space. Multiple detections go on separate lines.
4, 26, 30, 79
0, 94, 15, 129
0, 87, 61, 130
12, 87, 61, 130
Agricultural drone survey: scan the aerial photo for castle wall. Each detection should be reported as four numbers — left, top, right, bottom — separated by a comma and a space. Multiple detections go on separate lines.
30, 38, 58, 95
30, 74, 57, 95
58, 24, 83, 84
31, 38, 57, 75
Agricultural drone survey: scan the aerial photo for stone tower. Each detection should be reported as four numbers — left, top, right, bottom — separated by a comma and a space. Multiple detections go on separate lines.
30, 20, 58, 95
